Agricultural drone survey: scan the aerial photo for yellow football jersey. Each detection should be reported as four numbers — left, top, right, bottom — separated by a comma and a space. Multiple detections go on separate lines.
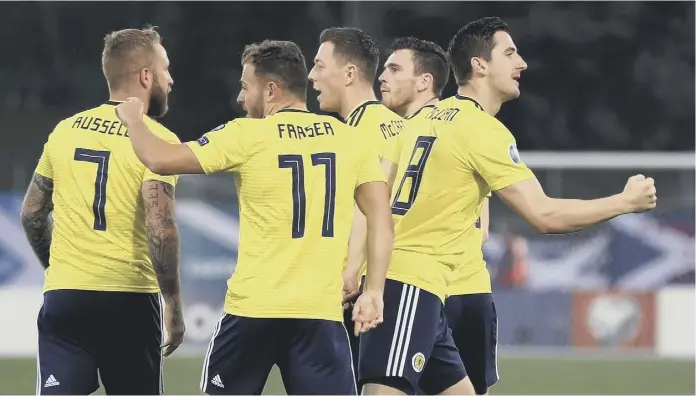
186, 109, 385, 322
345, 100, 406, 159
344, 100, 405, 275
386, 95, 533, 301
34, 101, 180, 293
446, 197, 492, 296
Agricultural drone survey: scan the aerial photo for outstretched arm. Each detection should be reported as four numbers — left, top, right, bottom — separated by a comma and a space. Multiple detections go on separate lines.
20, 173, 54, 269
495, 175, 656, 234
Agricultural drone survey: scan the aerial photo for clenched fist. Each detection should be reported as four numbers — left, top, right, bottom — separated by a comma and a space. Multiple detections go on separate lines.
622, 174, 657, 213
115, 97, 145, 126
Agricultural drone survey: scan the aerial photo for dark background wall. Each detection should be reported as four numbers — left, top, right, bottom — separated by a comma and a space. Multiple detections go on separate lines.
0, 2, 693, 189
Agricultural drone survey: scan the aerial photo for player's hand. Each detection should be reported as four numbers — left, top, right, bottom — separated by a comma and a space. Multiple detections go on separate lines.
161, 300, 186, 357
115, 97, 145, 126
621, 174, 657, 213
352, 290, 384, 336
342, 269, 360, 309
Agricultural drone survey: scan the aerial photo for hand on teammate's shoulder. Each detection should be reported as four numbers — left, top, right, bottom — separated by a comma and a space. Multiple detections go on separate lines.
115, 97, 145, 127
621, 174, 657, 213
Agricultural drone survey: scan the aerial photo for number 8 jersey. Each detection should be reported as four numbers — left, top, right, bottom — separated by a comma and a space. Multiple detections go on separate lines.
384, 97, 533, 302
34, 101, 180, 294
186, 109, 384, 322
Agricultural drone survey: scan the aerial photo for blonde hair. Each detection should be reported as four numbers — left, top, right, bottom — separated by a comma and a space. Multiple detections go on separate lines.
101, 25, 162, 91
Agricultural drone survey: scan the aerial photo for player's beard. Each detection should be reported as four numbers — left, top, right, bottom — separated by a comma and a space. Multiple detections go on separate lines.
147, 74, 169, 119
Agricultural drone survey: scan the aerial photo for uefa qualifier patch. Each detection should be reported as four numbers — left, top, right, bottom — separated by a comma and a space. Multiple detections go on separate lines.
508, 143, 521, 164
197, 136, 210, 146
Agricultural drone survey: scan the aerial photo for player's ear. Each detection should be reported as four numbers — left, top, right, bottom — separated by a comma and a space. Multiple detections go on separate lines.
266, 80, 278, 102
471, 57, 487, 76
344, 63, 357, 87
138, 68, 152, 89
417, 73, 433, 93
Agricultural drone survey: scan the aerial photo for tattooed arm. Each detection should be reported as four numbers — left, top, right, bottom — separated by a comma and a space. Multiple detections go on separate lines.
142, 180, 182, 303
142, 179, 185, 356
21, 173, 54, 269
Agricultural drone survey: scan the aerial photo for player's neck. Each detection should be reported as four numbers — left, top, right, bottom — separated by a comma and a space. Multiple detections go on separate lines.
403, 94, 439, 118
265, 97, 308, 117
109, 91, 150, 114
340, 86, 377, 120
456, 82, 502, 117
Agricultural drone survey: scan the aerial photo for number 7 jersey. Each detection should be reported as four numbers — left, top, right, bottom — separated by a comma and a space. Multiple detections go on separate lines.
186, 109, 385, 322
34, 101, 180, 293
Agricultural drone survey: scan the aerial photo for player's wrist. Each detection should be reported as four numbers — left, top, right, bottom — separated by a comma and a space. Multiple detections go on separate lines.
613, 193, 634, 214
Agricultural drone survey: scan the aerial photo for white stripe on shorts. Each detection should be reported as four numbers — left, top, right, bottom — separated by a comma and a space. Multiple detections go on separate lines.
200, 312, 226, 393
385, 284, 421, 377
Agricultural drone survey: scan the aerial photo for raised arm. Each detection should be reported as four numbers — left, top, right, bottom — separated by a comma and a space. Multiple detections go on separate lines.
127, 120, 203, 175
142, 179, 185, 356
115, 98, 203, 175
20, 173, 54, 269
495, 174, 656, 234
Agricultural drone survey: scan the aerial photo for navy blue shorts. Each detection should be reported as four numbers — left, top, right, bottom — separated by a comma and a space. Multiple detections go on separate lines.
37, 290, 163, 395
343, 298, 360, 387
201, 314, 356, 395
358, 279, 467, 395
444, 293, 499, 395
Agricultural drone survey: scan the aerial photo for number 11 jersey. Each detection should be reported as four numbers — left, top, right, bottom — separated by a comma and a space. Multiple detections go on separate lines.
34, 101, 180, 293
186, 109, 384, 322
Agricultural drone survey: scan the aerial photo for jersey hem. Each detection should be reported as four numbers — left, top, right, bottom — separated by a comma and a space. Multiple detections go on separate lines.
223, 307, 343, 322
43, 285, 160, 293
386, 273, 446, 303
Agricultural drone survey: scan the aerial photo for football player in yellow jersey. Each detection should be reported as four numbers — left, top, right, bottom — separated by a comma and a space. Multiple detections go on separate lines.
375, 16, 657, 396
308, 27, 406, 382
114, 40, 394, 395
20, 27, 184, 395
380, 36, 499, 395
349, 37, 476, 395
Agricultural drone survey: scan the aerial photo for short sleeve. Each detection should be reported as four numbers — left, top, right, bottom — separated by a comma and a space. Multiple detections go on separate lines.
34, 123, 60, 179
382, 133, 402, 165
144, 121, 181, 186
356, 148, 386, 188
185, 121, 249, 175
34, 141, 53, 179
466, 123, 534, 191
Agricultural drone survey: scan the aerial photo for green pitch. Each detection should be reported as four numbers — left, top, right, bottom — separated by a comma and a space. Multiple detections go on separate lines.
1, 356, 693, 395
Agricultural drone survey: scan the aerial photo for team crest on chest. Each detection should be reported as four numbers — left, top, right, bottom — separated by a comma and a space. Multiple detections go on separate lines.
411, 352, 426, 372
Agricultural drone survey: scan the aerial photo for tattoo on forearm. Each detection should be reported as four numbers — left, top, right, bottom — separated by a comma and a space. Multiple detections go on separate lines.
144, 181, 181, 301
21, 174, 54, 269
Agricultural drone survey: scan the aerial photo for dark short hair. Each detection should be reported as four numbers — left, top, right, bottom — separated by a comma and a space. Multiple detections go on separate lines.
448, 16, 510, 85
241, 40, 308, 100
390, 37, 450, 97
102, 25, 162, 91
319, 27, 380, 83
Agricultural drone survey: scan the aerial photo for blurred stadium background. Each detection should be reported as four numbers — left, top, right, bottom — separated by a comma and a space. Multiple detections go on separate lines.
0, 2, 694, 395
